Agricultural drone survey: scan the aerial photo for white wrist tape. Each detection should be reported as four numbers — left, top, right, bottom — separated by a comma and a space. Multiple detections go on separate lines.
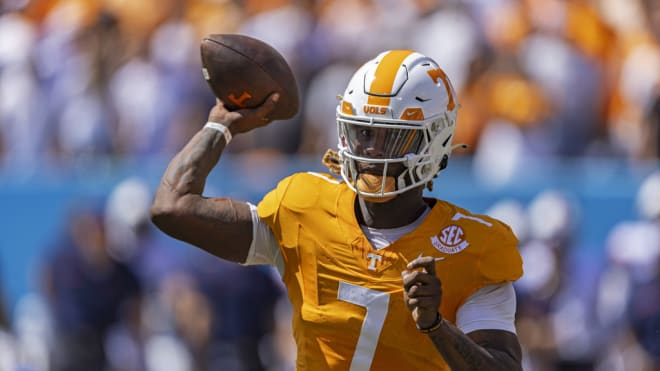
204, 121, 232, 144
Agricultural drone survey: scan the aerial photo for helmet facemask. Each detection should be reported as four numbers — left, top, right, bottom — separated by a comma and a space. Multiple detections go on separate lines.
337, 112, 457, 201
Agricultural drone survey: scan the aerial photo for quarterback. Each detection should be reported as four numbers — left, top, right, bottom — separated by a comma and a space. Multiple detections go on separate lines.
152, 50, 524, 370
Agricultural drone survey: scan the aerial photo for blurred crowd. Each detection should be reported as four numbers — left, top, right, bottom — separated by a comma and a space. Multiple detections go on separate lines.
0, 0, 659, 166
1, 178, 291, 371
0, 0, 659, 370
489, 172, 660, 371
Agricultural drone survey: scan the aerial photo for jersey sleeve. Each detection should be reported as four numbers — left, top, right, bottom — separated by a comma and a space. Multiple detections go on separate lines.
456, 283, 517, 334
242, 203, 285, 275
478, 220, 523, 285
256, 172, 339, 285
257, 175, 295, 241
257, 172, 333, 234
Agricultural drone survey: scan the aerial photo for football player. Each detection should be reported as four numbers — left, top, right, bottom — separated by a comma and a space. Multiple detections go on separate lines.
152, 50, 524, 370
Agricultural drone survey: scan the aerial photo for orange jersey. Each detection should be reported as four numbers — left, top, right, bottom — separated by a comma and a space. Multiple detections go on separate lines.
257, 172, 523, 370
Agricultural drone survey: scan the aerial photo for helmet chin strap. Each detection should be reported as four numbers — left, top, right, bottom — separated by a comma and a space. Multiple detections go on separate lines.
355, 174, 397, 203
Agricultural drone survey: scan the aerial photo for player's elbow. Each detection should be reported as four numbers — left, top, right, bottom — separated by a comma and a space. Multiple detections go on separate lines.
150, 201, 170, 229
150, 199, 175, 232
149, 193, 191, 233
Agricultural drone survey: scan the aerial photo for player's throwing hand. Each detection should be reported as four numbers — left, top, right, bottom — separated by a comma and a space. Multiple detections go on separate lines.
402, 256, 443, 329
208, 93, 280, 136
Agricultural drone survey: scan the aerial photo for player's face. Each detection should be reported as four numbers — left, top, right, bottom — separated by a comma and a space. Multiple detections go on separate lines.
342, 125, 423, 177
344, 126, 424, 159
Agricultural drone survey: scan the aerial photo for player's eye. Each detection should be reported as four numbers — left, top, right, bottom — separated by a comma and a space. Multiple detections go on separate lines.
359, 128, 372, 138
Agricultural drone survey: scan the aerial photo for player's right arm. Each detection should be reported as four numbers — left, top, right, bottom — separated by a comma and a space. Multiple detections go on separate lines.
150, 94, 279, 263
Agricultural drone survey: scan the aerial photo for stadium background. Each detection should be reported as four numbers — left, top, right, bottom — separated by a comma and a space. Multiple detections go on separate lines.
0, 0, 659, 370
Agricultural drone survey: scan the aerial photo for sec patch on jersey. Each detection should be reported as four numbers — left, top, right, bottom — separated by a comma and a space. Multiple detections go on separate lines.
200, 34, 299, 120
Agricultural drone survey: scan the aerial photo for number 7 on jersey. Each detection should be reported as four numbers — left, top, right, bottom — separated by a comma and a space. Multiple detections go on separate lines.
337, 281, 390, 371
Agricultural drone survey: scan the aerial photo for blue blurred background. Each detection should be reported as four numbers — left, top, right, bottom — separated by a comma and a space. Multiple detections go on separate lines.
0, 0, 659, 370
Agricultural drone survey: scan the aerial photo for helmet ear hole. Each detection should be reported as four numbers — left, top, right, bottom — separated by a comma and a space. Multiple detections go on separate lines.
439, 154, 449, 170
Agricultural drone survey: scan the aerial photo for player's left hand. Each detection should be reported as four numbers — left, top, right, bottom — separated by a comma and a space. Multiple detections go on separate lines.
402, 256, 442, 329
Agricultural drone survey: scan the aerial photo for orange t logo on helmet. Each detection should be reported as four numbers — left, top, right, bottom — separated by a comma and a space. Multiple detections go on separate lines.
427, 68, 455, 110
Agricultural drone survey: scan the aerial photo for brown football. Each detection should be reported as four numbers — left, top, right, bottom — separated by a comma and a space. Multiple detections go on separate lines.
200, 34, 299, 120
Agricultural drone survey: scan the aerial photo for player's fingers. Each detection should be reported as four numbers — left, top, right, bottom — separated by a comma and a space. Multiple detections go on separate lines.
406, 283, 441, 298
402, 270, 439, 291
407, 256, 437, 276
208, 99, 235, 124
406, 295, 441, 309
402, 270, 438, 287
255, 92, 280, 119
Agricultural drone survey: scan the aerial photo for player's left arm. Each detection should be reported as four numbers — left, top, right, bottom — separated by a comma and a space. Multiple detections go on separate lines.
402, 256, 522, 371
428, 323, 522, 371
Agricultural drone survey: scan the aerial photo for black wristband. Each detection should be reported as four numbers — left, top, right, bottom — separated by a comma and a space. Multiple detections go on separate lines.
417, 313, 444, 333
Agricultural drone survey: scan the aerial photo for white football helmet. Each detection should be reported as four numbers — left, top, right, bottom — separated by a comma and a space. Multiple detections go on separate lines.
336, 50, 460, 199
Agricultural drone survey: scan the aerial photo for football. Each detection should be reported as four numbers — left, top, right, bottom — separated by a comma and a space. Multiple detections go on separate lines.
200, 34, 299, 120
